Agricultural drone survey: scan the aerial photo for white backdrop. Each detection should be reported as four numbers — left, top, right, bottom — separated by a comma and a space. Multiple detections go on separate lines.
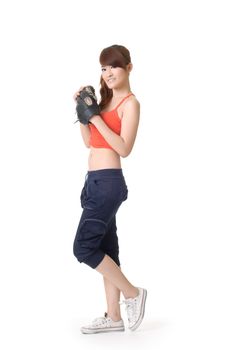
0, 0, 233, 349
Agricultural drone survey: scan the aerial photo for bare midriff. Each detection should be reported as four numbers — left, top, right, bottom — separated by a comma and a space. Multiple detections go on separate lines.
88, 147, 121, 171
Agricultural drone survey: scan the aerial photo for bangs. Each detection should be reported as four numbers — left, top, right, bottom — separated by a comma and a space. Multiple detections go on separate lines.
99, 46, 129, 69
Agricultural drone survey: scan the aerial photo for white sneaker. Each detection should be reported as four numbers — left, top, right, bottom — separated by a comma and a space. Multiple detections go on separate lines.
121, 287, 147, 331
80, 313, 125, 334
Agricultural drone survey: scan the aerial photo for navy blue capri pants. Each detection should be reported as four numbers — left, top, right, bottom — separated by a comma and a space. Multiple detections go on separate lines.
73, 169, 128, 269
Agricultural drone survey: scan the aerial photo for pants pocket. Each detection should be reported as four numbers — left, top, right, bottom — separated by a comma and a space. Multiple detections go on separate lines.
80, 184, 87, 208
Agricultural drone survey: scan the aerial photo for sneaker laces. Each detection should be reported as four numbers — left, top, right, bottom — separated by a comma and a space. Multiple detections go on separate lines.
120, 298, 138, 322
92, 313, 109, 326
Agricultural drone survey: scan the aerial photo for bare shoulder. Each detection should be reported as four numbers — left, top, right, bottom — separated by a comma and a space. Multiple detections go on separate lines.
119, 95, 140, 119
124, 95, 140, 109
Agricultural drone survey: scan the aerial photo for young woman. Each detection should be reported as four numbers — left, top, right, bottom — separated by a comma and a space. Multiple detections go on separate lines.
73, 45, 147, 334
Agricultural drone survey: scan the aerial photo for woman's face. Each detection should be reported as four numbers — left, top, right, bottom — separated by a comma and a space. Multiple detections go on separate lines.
101, 64, 131, 89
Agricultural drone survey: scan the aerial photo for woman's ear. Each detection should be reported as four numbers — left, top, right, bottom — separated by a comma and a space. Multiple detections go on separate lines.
127, 63, 133, 73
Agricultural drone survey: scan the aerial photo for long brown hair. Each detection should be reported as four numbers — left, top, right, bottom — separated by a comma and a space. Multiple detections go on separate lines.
99, 45, 131, 111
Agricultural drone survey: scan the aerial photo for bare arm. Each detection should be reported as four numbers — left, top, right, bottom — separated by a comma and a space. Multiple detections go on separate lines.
80, 124, 91, 148
90, 99, 140, 158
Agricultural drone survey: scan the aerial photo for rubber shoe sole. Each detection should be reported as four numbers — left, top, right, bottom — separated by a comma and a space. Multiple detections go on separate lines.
81, 326, 125, 334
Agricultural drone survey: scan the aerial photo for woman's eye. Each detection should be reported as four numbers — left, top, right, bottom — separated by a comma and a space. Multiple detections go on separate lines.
101, 68, 106, 72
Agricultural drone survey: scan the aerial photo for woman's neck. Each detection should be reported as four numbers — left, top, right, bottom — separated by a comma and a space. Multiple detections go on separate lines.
112, 85, 131, 98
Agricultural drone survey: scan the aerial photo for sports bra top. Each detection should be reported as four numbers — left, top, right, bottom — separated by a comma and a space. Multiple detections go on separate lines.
89, 93, 134, 150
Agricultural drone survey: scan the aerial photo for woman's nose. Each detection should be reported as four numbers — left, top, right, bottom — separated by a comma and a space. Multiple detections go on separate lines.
106, 67, 113, 76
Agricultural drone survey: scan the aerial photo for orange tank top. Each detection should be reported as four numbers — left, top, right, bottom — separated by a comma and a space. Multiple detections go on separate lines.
89, 93, 134, 149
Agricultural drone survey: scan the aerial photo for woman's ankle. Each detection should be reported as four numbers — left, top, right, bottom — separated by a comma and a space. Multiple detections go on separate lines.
123, 286, 139, 299
106, 311, 122, 322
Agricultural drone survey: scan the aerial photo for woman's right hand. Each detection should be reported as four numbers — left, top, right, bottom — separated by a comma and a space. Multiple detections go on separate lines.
73, 86, 85, 102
